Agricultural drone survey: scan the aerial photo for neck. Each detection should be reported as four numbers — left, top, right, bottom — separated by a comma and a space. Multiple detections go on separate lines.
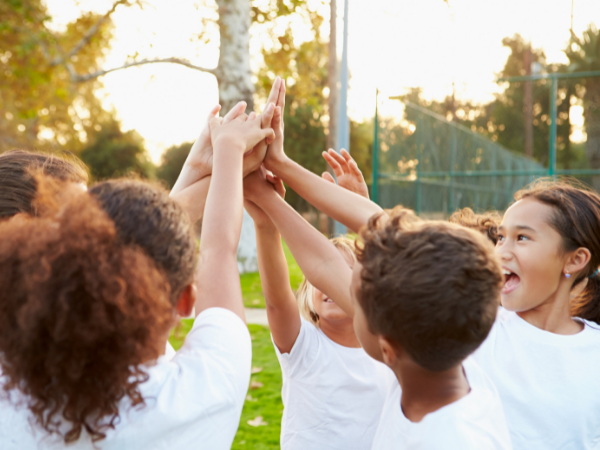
517, 280, 583, 335
394, 360, 469, 423
319, 317, 361, 348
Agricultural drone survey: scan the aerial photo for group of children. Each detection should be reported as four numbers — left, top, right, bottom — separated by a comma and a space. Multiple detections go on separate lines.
0, 76, 599, 449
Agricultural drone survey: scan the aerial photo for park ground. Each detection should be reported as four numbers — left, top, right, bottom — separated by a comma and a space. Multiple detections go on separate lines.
168, 243, 302, 449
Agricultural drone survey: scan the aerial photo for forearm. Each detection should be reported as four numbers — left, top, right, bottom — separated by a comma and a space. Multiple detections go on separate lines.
170, 176, 211, 224
255, 192, 354, 317
269, 157, 382, 232
201, 152, 243, 256
171, 161, 207, 196
195, 144, 245, 320
255, 224, 297, 309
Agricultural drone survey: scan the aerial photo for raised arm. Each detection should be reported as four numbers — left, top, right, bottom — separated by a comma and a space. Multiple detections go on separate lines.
243, 170, 300, 353
244, 169, 354, 318
262, 81, 381, 232
195, 107, 275, 321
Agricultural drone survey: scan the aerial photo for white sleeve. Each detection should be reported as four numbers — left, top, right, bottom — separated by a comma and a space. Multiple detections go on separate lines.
273, 318, 322, 379
173, 308, 252, 404
163, 341, 176, 361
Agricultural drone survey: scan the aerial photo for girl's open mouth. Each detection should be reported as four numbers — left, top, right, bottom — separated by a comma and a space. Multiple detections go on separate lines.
502, 269, 521, 294
323, 298, 334, 303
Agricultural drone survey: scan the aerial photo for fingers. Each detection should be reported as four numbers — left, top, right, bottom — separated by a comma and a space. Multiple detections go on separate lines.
322, 151, 343, 178
248, 111, 257, 121
261, 102, 275, 127
349, 159, 364, 179
321, 172, 336, 184
266, 171, 286, 198
208, 104, 221, 120
223, 101, 247, 124
266, 77, 282, 108
328, 149, 350, 172
278, 79, 286, 109
261, 127, 276, 141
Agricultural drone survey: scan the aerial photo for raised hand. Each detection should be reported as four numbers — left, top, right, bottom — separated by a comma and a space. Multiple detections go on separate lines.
243, 165, 285, 227
322, 148, 370, 199
264, 78, 287, 171
209, 108, 275, 155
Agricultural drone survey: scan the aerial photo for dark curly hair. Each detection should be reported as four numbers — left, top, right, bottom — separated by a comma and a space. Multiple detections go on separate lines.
0, 177, 174, 443
448, 207, 501, 245
515, 178, 600, 324
89, 179, 197, 305
0, 149, 88, 219
356, 207, 503, 372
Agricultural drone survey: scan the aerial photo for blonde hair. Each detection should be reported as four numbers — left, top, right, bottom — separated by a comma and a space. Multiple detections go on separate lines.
296, 236, 356, 327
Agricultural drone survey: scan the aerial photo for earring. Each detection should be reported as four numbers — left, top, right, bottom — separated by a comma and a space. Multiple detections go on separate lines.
565, 272, 571, 279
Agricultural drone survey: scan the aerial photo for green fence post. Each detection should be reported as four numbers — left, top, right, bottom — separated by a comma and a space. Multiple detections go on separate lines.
449, 123, 457, 214
372, 89, 379, 204
549, 75, 558, 177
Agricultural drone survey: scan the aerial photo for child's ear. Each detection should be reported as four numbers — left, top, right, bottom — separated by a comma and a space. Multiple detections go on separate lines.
175, 284, 197, 318
565, 247, 592, 277
378, 336, 400, 368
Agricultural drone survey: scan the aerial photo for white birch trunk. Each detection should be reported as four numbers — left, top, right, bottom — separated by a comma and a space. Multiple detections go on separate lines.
215, 0, 257, 273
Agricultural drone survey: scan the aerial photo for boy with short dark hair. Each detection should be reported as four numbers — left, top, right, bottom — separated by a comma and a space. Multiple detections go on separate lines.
243, 151, 512, 447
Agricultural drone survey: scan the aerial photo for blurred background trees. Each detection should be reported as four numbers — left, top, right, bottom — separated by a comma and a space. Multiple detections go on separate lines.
1, 0, 599, 201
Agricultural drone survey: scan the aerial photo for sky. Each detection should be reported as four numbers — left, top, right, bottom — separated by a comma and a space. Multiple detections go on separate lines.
45, 0, 599, 163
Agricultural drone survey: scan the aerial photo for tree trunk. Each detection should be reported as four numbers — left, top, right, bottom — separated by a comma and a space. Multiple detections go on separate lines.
326, 0, 338, 236
584, 80, 600, 191
215, 0, 257, 274
215, 0, 255, 114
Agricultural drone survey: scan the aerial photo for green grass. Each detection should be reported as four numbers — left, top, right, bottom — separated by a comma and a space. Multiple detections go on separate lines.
241, 241, 304, 308
169, 322, 282, 450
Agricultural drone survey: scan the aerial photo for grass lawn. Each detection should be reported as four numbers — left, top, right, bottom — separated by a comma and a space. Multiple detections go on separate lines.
169, 321, 283, 450
241, 241, 304, 308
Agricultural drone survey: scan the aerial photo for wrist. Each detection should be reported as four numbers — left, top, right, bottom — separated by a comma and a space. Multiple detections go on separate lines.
264, 153, 290, 174
214, 135, 245, 153
253, 218, 277, 232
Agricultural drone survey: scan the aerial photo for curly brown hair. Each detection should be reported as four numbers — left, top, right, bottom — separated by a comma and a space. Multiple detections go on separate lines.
448, 207, 501, 245
0, 149, 88, 219
89, 179, 196, 305
0, 177, 174, 443
356, 207, 503, 371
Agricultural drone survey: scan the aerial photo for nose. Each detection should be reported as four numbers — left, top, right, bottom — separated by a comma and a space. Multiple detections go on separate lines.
496, 238, 513, 261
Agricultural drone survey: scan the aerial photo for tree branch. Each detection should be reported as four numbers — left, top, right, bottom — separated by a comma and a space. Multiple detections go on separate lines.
60, 0, 132, 64
70, 57, 216, 82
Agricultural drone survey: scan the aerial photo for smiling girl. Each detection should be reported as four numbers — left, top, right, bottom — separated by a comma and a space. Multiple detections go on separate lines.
472, 179, 600, 450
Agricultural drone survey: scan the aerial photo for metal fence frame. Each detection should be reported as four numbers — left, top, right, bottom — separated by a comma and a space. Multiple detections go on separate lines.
372, 71, 600, 212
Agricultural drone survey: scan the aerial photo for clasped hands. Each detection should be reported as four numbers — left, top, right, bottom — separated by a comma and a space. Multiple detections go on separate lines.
176, 75, 369, 217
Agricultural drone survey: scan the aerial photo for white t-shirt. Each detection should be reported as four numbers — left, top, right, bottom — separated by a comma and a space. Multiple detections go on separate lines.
0, 307, 251, 450
370, 357, 512, 450
274, 318, 392, 450
164, 341, 176, 361
472, 308, 600, 450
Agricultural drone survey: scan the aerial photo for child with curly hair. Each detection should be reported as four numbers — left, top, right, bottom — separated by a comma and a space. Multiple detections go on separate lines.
0, 109, 275, 449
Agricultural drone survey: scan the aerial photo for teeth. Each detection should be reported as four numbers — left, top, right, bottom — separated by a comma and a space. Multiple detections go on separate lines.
503, 270, 512, 275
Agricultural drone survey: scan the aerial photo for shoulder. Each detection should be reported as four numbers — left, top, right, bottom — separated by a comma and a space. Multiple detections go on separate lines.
273, 318, 324, 375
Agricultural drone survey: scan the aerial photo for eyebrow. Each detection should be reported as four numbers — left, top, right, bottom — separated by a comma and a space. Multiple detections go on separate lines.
498, 224, 537, 233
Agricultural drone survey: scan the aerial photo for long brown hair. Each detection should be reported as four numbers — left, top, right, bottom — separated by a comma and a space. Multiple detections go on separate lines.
0, 177, 173, 443
515, 179, 600, 324
0, 150, 88, 218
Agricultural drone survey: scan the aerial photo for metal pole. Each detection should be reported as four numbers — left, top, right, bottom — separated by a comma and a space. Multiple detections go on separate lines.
335, 0, 350, 235
415, 116, 422, 215
372, 89, 379, 204
549, 75, 558, 176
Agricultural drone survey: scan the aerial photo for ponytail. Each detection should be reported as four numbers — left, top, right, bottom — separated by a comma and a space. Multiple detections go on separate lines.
515, 178, 600, 324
